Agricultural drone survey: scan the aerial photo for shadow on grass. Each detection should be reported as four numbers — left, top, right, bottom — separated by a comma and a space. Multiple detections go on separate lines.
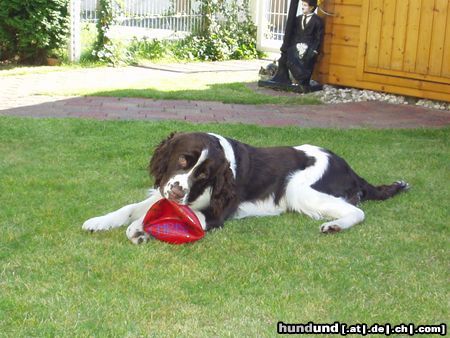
91, 82, 322, 106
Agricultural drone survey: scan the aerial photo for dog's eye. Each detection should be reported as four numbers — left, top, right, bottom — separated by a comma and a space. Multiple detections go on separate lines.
196, 172, 207, 180
194, 166, 209, 180
178, 155, 188, 168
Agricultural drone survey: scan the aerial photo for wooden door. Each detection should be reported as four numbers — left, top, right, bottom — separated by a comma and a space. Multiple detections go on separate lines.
358, 0, 450, 90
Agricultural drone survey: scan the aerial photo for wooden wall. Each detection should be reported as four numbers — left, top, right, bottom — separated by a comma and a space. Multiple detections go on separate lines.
315, 0, 450, 102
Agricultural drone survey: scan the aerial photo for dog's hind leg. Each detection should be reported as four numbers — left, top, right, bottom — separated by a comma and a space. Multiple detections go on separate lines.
318, 201, 365, 233
362, 180, 410, 201
319, 181, 409, 233
286, 186, 365, 233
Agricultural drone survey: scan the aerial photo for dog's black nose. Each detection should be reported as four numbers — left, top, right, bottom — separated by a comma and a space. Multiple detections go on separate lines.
168, 182, 185, 201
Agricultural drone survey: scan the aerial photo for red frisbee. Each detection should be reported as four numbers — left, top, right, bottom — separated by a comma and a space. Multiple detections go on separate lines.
143, 199, 205, 244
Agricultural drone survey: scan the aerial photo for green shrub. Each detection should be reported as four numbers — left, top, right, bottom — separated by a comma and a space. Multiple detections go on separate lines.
128, 38, 171, 60
174, 22, 261, 61
92, 0, 260, 65
164, 0, 261, 62
95, 39, 135, 66
0, 0, 69, 64
180, 0, 260, 61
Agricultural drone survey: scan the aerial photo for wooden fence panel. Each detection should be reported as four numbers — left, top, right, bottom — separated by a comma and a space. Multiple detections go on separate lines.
317, 0, 450, 101
326, 24, 360, 47
429, 0, 449, 76
415, 0, 435, 75
391, 0, 409, 71
365, 0, 383, 68
403, 0, 421, 73
378, 0, 396, 69
442, 3, 450, 78
363, 0, 449, 83
330, 3, 362, 26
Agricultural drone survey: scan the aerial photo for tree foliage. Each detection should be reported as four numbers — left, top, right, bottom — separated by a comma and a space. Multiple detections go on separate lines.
0, 0, 69, 64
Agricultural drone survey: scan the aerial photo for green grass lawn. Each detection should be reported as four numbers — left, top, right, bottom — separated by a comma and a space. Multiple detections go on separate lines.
0, 117, 448, 336
92, 82, 320, 105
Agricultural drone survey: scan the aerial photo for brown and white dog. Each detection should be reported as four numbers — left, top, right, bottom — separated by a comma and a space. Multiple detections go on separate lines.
82, 132, 409, 244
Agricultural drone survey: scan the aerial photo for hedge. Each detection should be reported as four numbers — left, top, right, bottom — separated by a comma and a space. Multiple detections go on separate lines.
0, 0, 69, 64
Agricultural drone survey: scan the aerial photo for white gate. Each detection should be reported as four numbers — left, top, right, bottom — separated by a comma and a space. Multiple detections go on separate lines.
256, 0, 289, 53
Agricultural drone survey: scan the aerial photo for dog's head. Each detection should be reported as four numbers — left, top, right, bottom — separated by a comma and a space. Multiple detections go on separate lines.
149, 132, 235, 213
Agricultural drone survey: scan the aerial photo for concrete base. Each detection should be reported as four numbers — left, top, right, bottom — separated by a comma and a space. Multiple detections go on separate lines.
258, 79, 323, 93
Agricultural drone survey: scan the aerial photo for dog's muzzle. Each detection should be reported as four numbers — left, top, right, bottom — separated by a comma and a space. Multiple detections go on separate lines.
166, 181, 187, 202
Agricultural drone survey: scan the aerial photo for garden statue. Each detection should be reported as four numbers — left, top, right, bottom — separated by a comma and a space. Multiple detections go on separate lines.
259, 0, 324, 93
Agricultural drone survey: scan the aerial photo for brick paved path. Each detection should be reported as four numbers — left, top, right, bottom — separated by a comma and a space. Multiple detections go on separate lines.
1, 61, 449, 128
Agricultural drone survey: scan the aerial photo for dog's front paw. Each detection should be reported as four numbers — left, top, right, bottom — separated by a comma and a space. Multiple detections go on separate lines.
128, 231, 150, 245
126, 220, 150, 245
82, 215, 120, 232
320, 222, 342, 234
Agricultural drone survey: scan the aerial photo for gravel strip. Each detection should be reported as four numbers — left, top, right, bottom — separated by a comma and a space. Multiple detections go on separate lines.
313, 85, 450, 111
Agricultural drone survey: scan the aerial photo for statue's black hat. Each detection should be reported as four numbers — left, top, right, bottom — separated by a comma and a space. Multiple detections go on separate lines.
303, 0, 318, 8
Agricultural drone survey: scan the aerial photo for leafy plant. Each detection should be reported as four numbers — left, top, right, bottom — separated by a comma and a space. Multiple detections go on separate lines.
92, 0, 131, 66
92, 0, 260, 65
95, 39, 134, 67
0, 0, 69, 64
177, 0, 260, 61
128, 38, 171, 60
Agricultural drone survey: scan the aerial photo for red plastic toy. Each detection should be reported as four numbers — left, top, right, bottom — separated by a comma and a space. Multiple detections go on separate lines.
143, 198, 205, 244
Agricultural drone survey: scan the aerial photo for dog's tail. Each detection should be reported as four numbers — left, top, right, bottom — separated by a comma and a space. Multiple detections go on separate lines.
361, 180, 410, 202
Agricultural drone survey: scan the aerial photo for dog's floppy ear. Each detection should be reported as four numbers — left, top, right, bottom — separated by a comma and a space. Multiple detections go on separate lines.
210, 161, 237, 221
149, 132, 177, 187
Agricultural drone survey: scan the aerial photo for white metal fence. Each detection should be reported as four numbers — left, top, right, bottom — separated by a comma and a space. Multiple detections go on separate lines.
256, 0, 297, 53
81, 0, 203, 34
264, 0, 288, 41
79, 0, 290, 43
69, 0, 292, 61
